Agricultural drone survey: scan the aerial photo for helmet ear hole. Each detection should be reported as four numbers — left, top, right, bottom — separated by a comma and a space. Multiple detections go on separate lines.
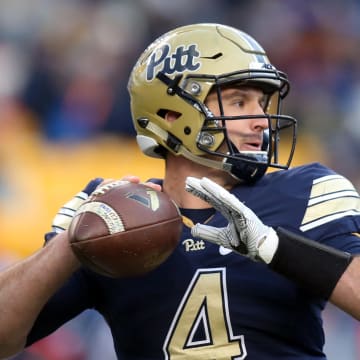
162, 110, 181, 123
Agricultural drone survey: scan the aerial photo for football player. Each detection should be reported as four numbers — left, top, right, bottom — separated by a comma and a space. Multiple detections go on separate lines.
1, 23, 360, 359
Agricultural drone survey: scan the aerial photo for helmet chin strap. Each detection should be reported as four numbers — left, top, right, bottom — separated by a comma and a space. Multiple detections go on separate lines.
138, 118, 233, 170
138, 118, 268, 183
181, 145, 269, 183
223, 139, 269, 183
223, 152, 268, 183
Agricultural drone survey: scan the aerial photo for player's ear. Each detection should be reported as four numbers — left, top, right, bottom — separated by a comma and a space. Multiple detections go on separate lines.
164, 110, 181, 123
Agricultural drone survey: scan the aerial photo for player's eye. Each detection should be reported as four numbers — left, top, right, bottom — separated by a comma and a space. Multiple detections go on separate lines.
234, 100, 245, 108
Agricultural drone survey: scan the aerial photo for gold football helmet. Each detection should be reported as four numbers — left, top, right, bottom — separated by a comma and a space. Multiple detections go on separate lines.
128, 23, 297, 183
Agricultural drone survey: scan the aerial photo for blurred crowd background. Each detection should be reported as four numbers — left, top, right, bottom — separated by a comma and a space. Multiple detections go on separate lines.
0, 0, 359, 359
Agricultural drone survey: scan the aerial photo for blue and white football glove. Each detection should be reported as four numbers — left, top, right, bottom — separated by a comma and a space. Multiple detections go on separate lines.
44, 177, 103, 243
185, 176, 279, 263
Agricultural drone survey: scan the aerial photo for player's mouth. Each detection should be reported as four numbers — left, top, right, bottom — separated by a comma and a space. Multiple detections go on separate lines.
238, 135, 263, 151
228, 132, 264, 152
241, 141, 262, 151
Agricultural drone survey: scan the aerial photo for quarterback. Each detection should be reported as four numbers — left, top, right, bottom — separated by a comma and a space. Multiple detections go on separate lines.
1, 23, 360, 359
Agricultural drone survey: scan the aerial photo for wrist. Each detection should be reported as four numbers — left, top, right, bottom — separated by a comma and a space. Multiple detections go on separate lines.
50, 232, 81, 271
257, 227, 279, 264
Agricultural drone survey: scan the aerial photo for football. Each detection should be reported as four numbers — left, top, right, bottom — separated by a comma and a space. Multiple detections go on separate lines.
68, 181, 182, 278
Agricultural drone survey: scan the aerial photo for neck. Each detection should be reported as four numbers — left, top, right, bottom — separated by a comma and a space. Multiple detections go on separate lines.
162, 154, 238, 209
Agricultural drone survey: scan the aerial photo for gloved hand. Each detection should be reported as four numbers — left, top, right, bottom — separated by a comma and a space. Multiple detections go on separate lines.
185, 176, 279, 263
44, 177, 103, 243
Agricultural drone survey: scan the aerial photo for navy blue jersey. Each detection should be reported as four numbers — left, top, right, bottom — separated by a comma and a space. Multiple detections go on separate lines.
27, 163, 360, 359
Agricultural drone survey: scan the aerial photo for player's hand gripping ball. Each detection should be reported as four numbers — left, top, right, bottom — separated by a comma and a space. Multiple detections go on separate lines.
68, 180, 182, 278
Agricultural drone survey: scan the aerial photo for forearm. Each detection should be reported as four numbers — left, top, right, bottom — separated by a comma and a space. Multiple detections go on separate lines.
265, 228, 360, 318
266, 227, 360, 318
267, 227, 353, 300
0, 232, 80, 357
330, 256, 360, 320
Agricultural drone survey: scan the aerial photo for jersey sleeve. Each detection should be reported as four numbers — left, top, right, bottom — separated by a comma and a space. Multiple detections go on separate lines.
252, 163, 360, 254
293, 163, 360, 253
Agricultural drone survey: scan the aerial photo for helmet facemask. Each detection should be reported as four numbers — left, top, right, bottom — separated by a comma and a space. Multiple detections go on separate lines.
154, 68, 297, 183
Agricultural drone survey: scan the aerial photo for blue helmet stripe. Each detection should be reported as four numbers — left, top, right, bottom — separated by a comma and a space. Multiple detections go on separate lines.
239, 30, 267, 63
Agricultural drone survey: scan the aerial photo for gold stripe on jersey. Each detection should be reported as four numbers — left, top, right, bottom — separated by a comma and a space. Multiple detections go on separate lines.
310, 175, 356, 198
300, 175, 360, 232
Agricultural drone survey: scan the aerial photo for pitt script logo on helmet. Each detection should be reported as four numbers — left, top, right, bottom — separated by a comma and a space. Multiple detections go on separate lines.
146, 44, 201, 81
128, 23, 297, 184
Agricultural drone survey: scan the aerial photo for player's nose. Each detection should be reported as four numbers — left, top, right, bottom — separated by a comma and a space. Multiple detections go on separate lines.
248, 104, 268, 132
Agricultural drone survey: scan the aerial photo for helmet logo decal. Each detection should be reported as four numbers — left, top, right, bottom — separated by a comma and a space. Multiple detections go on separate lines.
249, 62, 275, 70
146, 44, 200, 81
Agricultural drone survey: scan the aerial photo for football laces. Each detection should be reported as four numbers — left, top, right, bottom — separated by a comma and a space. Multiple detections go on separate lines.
92, 180, 130, 196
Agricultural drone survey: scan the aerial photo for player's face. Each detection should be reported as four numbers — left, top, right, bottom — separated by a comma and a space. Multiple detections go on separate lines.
205, 86, 269, 152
